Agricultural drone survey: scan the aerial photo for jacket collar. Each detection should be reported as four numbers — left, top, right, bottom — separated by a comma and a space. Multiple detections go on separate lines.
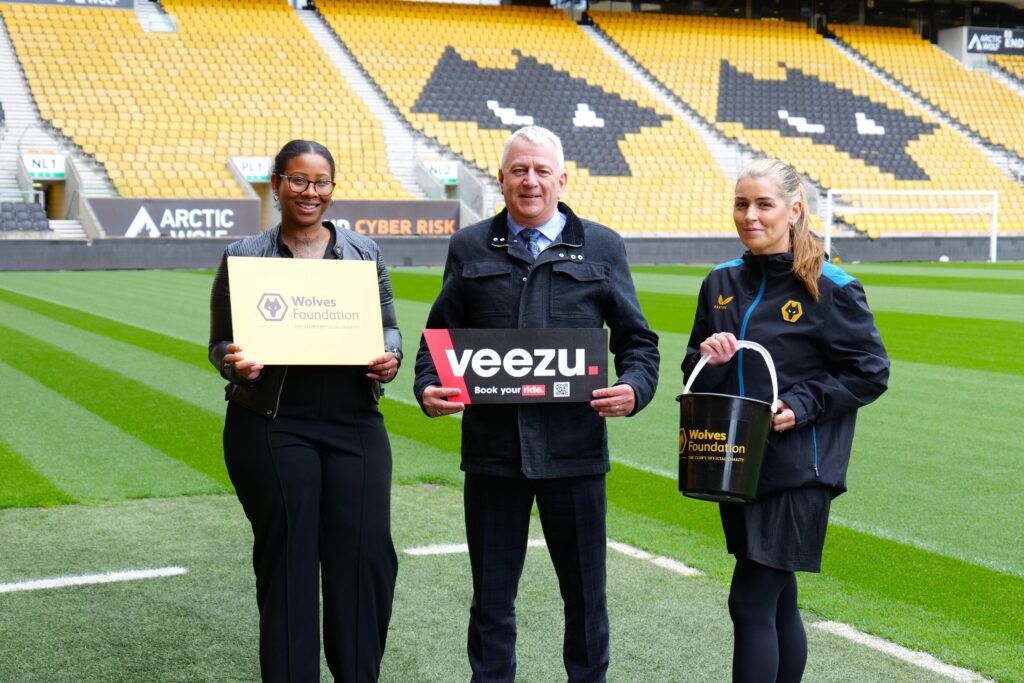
488, 202, 584, 250
270, 221, 363, 260
742, 250, 794, 275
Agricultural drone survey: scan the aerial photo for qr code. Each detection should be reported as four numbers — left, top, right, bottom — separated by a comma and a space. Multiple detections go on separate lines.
553, 382, 570, 398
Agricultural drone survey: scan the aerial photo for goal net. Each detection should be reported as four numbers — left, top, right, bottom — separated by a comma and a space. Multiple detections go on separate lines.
823, 189, 1000, 261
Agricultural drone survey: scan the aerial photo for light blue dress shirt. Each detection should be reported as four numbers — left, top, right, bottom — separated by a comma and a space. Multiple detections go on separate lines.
507, 211, 566, 253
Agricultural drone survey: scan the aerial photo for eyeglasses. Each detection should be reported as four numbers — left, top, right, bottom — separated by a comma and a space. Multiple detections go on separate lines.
279, 175, 336, 196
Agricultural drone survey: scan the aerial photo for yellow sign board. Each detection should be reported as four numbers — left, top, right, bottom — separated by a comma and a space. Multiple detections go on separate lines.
227, 256, 383, 365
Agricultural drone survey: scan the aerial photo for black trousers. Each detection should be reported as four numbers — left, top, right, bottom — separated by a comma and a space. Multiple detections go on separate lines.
224, 401, 398, 683
464, 472, 609, 683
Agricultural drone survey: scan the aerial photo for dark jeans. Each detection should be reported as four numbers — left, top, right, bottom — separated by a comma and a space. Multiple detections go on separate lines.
464, 472, 609, 683
224, 401, 397, 682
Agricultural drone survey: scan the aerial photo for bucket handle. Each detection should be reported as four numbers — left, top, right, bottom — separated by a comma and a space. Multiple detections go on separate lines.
683, 340, 779, 414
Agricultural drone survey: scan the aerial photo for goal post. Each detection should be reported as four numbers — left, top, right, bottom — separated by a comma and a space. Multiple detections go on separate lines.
823, 189, 1000, 262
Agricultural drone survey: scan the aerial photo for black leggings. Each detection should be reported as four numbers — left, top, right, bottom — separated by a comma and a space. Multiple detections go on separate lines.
728, 559, 807, 683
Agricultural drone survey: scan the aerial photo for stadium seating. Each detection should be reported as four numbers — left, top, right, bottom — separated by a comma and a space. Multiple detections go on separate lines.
593, 12, 1024, 235
0, 0, 409, 200
991, 55, 1024, 85
317, 0, 736, 234
0, 202, 51, 232
830, 25, 1024, 160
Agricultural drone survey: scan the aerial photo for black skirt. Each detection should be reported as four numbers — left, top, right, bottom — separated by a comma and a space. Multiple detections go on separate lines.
719, 486, 832, 573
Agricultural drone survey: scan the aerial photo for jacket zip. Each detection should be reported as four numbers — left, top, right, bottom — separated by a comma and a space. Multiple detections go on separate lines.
269, 366, 288, 418
812, 426, 820, 476
736, 271, 767, 398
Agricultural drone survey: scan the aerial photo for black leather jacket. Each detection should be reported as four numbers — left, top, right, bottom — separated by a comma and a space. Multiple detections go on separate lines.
209, 222, 402, 418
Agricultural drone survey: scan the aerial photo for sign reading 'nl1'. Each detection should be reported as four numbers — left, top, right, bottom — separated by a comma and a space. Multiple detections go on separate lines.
423, 328, 608, 404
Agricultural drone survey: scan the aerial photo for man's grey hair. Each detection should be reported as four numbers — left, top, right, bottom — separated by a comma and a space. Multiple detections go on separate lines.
501, 126, 565, 174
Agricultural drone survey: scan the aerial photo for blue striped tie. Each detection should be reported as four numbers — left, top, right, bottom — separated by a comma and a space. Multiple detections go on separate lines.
520, 228, 541, 258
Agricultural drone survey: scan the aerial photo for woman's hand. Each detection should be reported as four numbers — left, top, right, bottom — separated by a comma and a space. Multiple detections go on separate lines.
224, 343, 263, 382
699, 332, 740, 366
422, 386, 464, 417
367, 351, 399, 383
771, 399, 796, 432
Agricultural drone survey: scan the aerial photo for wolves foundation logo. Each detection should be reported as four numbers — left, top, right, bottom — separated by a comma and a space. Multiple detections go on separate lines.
413, 47, 669, 176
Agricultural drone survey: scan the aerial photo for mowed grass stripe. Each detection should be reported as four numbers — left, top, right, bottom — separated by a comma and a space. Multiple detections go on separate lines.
0, 323, 231, 490
393, 270, 1024, 374
0, 361, 222, 503
853, 273, 1024, 294
603, 464, 1021, 681
0, 300, 226, 416
636, 291, 1024, 375
0, 288, 210, 372
845, 262, 1024, 279
0, 436, 76, 509
0, 272, 212, 343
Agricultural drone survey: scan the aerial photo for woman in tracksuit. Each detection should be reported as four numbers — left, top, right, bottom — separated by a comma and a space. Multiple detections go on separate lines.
683, 159, 889, 682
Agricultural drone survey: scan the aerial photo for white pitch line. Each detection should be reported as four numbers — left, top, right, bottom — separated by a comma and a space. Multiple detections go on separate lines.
812, 622, 994, 683
606, 540, 703, 577
405, 538, 702, 578
0, 567, 188, 594
404, 539, 546, 556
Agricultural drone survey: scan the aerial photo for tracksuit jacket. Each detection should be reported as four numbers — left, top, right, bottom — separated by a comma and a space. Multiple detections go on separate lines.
414, 203, 660, 479
682, 251, 889, 497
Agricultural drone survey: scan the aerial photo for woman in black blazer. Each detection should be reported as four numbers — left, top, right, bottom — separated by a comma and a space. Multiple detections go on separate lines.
209, 140, 402, 682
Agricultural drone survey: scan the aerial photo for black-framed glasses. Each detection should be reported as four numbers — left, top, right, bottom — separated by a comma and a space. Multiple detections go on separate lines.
279, 175, 335, 196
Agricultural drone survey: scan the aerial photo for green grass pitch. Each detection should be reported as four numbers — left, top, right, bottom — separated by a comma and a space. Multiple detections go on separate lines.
0, 262, 1020, 682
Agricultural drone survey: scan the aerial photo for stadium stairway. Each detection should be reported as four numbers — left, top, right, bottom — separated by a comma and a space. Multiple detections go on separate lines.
991, 56, 1024, 87
295, 8, 425, 200
0, 13, 111, 240
986, 61, 1024, 99
134, 0, 177, 33
579, 25, 751, 180
825, 37, 1024, 186
299, 6, 501, 217
577, 23, 848, 231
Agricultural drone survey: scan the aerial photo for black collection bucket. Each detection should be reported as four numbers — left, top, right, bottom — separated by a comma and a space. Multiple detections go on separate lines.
676, 340, 778, 503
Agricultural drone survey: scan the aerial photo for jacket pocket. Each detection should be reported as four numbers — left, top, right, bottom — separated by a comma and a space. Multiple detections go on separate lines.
550, 261, 606, 321
545, 402, 606, 459
460, 260, 513, 318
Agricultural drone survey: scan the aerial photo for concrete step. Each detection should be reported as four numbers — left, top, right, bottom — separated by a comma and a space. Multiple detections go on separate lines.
49, 219, 88, 240
580, 24, 753, 180
296, 8, 428, 200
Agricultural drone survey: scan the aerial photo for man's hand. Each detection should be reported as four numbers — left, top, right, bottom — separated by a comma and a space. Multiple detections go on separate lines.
590, 384, 635, 418
422, 386, 465, 417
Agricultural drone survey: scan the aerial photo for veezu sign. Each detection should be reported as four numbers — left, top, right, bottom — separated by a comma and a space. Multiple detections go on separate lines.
423, 328, 608, 404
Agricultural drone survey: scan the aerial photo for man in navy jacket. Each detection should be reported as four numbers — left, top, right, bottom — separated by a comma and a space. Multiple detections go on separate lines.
415, 126, 659, 682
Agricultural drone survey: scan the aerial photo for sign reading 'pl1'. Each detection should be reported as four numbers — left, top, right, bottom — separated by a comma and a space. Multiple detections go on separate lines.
424, 328, 608, 404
